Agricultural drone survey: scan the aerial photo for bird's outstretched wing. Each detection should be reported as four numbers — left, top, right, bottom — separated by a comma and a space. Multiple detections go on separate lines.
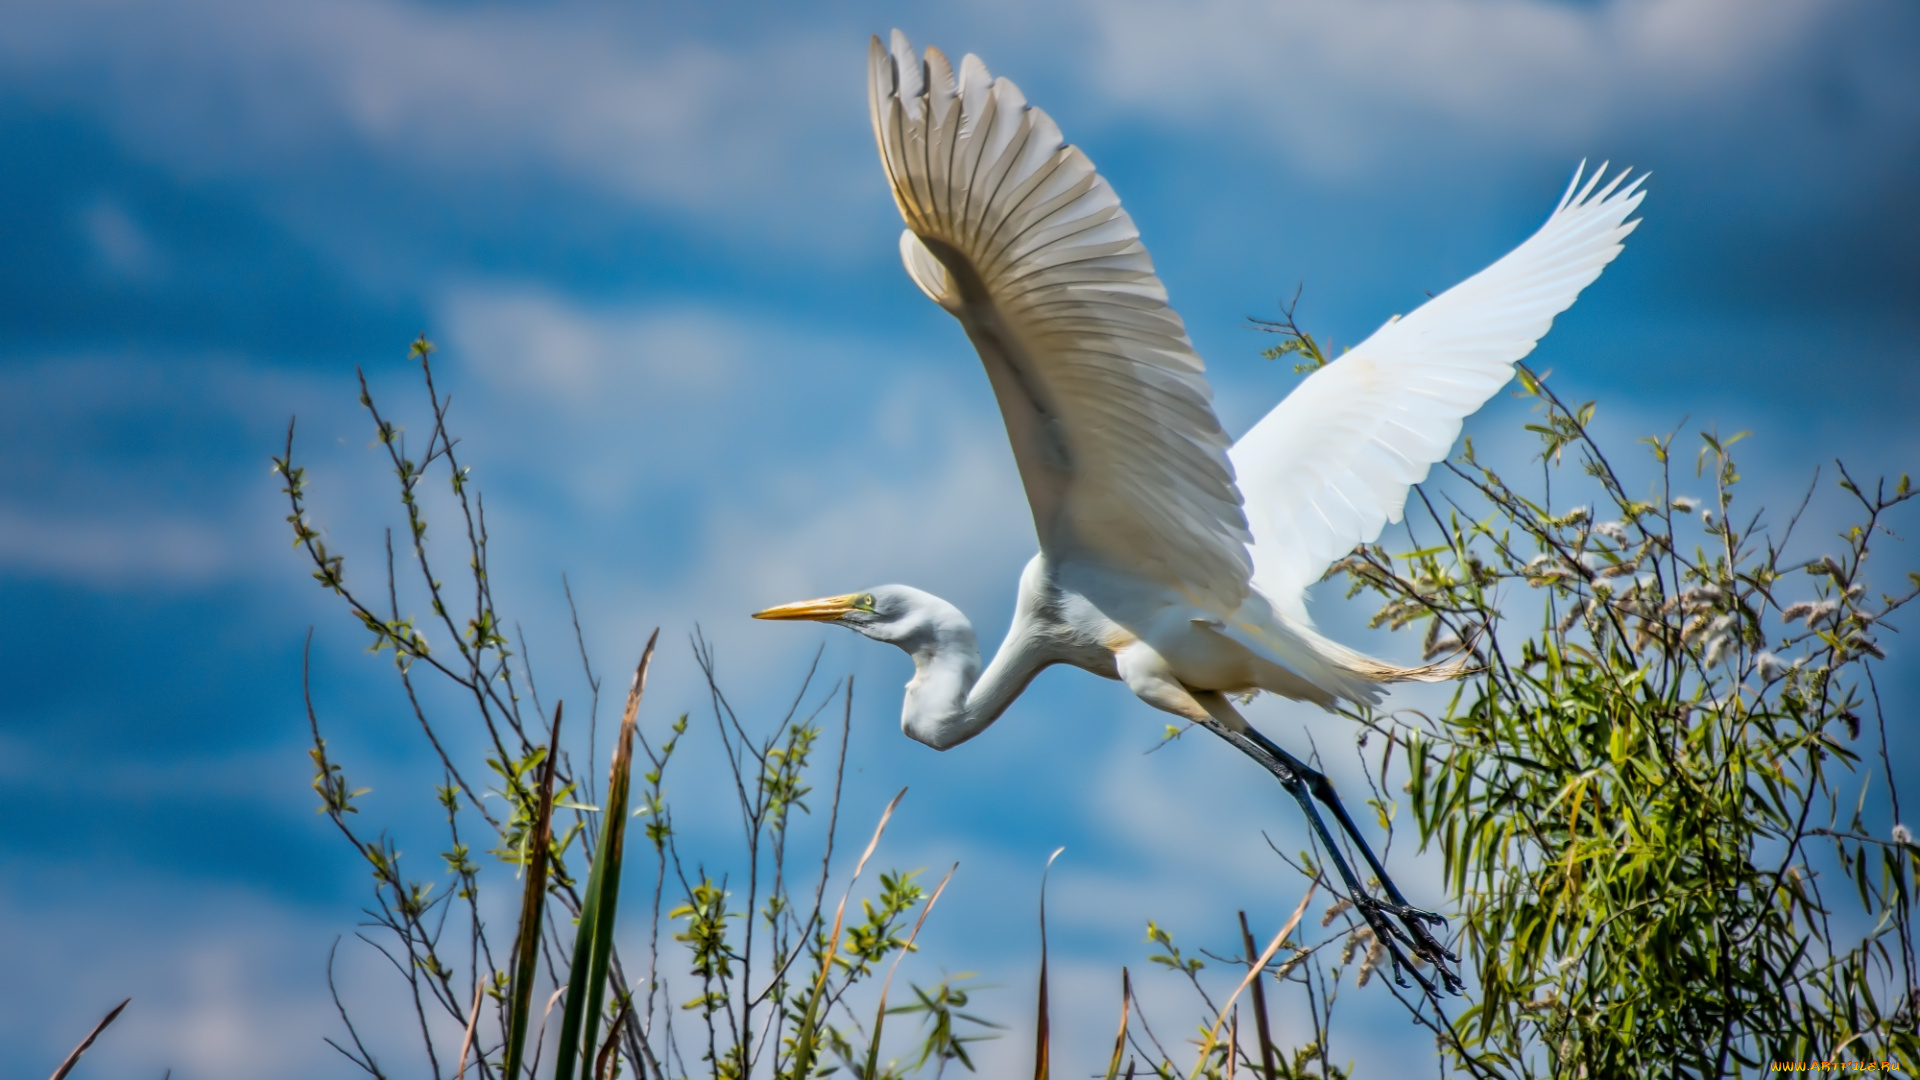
870, 31, 1252, 615
1231, 164, 1646, 622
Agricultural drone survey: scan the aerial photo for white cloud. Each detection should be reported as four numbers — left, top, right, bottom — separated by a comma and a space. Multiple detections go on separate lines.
0, 881, 371, 1079
0, 356, 322, 587
80, 196, 164, 279
1076, 0, 1858, 173
0, 503, 232, 582
698, 410, 1031, 609
444, 286, 742, 412
301, 4, 868, 215
434, 282, 1032, 600
436, 284, 854, 517
0, 0, 878, 244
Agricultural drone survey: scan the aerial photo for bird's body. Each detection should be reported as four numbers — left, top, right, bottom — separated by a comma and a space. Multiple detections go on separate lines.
757, 30, 1647, 994
862, 551, 1403, 751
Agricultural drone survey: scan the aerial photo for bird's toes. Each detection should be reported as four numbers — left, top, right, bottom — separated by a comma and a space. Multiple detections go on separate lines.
1353, 895, 1463, 995
1373, 898, 1447, 927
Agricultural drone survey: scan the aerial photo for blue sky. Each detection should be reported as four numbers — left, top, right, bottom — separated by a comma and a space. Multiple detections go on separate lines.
2, 0, 1917, 1075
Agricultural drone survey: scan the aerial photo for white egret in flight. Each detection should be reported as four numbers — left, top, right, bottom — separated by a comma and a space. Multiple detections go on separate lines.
757, 31, 1645, 994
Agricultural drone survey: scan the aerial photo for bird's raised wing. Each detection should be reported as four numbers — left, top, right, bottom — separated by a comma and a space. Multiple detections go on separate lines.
870, 31, 1252, 615
1232, 165, 1646, 622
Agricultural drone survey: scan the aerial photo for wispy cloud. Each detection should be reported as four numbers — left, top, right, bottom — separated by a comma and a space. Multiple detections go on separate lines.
79, 196, 165, 280
434, 283, 1032, 599
446, 288, 743, 408
0, 356, 321, 587
0, 0, 880, 248
0, 879, 357, 1078
0, 503, 232, 582
1076, 0, 1915, 183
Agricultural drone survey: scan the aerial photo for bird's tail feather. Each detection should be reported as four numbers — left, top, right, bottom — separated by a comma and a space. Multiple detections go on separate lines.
1341, 651, 1477, 684
1225, 602, 1476, 708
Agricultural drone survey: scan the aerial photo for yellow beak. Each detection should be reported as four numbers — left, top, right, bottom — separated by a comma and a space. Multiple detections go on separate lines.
751, 594, 863, 622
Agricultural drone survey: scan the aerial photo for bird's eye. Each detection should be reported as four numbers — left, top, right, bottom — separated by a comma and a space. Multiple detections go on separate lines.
854, 593, 877, 612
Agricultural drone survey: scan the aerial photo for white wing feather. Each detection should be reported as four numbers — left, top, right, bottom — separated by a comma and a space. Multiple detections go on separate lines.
1232, 165, 1647, 623
870, 32, 1253, 615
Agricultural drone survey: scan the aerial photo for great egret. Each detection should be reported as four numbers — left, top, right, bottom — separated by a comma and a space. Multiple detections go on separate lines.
757, 31, 1645, 994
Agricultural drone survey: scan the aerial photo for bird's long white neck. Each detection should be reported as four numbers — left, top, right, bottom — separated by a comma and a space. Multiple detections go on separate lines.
891, 594, 1053, 751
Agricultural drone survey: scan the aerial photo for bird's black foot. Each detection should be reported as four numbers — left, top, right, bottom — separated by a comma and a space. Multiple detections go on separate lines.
1196, 716, 1466, 996
1351, 893, 1463, 996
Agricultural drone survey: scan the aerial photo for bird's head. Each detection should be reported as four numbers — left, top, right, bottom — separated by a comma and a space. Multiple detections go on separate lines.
752, 584, 972, 654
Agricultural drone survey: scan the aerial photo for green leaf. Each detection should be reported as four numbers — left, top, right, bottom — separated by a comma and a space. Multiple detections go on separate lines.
502, 703, 563, 1080
554, 634, 655, 1080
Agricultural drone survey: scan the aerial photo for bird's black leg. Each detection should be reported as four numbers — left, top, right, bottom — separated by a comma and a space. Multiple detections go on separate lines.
1198, 718, 1462, 996
1238, 726, 1443, 919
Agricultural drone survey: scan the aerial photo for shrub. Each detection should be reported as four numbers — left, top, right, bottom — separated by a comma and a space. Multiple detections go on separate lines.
276, 339, 995, 1079
1115, 358, 1917, 1079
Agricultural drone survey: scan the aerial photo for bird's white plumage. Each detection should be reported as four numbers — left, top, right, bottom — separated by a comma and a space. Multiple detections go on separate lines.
869, 31, 1254, 616
1231, 165, 1646, 622
766, 34, 1642, 991
858, 31, 1644, 723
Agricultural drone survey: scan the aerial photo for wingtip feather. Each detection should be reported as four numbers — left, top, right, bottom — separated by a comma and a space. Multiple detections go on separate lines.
1556, 158, 1589, 214
959, 52, 991, 94
890, 29, 922, 115
1235, 162, 1651, 619
865, 32, 1253, 617
925, 44, 955, 98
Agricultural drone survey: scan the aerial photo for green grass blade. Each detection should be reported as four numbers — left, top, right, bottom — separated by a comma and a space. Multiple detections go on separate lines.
577, 657, 644, 1072
555, 631, 655, 1080
504, 703, 564, 1080
553, 824, 607, 1080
